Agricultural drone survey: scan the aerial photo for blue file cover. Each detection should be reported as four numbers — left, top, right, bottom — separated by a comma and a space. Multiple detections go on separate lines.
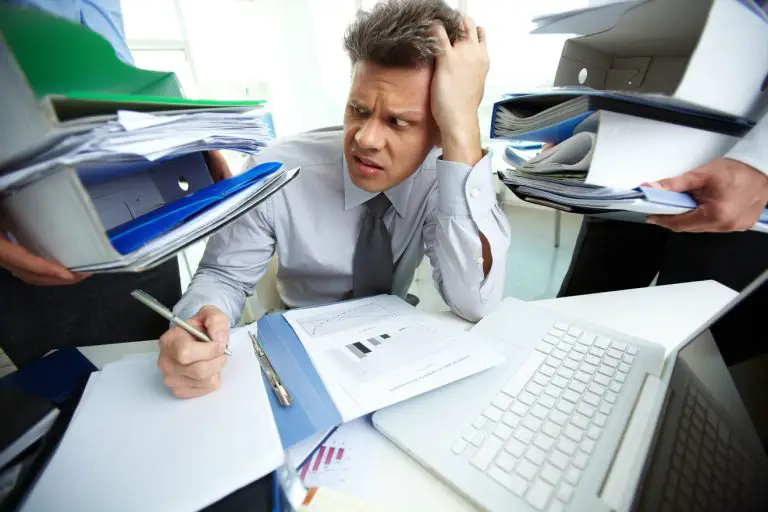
107, 161, 283, 254
256, 312, 342, 449
0, 348, 97, 404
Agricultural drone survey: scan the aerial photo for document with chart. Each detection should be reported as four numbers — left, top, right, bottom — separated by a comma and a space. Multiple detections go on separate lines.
282, 295, 503, 421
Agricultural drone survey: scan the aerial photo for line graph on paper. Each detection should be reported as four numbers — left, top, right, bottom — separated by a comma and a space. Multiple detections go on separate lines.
294, 302, 398, 338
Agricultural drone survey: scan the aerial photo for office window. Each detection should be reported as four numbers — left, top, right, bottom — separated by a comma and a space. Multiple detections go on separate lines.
130, 49, 198, 98
466, 0, 589, 140
122, 0, 586, 140
122, 0, 183, 40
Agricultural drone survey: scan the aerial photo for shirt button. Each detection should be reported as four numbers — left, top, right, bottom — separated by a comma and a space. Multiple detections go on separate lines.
476, 257, 484, 265
470, 188, 481, 198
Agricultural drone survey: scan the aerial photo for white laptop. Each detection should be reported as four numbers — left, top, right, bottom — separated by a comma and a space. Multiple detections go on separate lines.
373, 271, 768, 512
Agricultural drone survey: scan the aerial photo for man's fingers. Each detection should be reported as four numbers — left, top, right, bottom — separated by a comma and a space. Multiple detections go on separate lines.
163, 371, 222, 390
432, 22, 452, 51
0, 235, 79, 282
476, 25, 487, 48
200, 305, 230, 349
203, 150, 232, 182
647, 208, 716, 232
158, 352, 226, 381
651, 169, 710, 193
168, 386, 218, 400
10, 268, 88, 286
464, 16, 479, 44
162, 327, 226, 365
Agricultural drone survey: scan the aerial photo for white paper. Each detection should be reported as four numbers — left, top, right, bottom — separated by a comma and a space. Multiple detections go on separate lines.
1, 108, 271, 190
283, 296, 503, 422
21, 326, 284, 512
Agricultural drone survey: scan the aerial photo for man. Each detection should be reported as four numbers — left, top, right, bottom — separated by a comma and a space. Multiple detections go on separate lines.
157, 0, 512, 399
0, 0, 231, 366
559, 94, 768, 366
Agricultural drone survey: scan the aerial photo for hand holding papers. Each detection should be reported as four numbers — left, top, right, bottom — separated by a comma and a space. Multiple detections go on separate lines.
0, 105, 299, 272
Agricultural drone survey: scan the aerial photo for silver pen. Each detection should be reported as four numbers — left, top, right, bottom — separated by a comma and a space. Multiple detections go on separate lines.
130, 289, 232, 356
248, 330, 292, 407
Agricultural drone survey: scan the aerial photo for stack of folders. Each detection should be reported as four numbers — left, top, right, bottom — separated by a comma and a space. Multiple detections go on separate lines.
1, 106, 299, 272
491, 88, 768, 233
490, 87, 753, 144
0, 5, 299, 272
20, 295, 503, 511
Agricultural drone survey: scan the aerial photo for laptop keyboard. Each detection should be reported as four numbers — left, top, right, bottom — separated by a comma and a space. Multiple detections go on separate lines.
452, 322, 638, 511
660, 382, 757, 511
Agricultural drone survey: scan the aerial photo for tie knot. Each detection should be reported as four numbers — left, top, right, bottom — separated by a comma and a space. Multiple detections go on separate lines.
365, 193, 391, 218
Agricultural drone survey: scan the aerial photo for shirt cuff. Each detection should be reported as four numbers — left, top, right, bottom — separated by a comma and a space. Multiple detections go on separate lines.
436, 150, 496, 216
725, 114, 768, 176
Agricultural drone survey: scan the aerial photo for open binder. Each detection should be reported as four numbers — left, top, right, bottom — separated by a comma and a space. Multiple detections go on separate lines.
0, 4, 294, 271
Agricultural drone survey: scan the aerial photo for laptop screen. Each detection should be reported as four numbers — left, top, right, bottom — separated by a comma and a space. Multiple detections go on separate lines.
634, 270, 768, 511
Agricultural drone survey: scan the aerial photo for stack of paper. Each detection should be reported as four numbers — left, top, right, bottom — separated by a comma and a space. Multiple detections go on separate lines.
498, 168, 768, 233
1, 107, 273, 190
20, 327, 285, 512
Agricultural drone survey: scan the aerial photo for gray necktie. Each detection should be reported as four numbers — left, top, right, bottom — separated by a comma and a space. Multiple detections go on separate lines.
352, 194, 394, 298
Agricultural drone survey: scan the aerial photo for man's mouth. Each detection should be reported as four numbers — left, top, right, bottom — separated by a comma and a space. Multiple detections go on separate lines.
352, 154, 384, 177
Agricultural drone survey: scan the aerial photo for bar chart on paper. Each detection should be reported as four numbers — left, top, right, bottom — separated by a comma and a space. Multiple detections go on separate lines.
299, 437, 353, 487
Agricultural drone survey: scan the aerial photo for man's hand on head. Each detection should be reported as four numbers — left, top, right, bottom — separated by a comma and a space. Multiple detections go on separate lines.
431, 17, 489, 167
646, 158, 768, 233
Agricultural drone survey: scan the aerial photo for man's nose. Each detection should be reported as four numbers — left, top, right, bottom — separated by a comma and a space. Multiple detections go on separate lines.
354, 119, 385, 151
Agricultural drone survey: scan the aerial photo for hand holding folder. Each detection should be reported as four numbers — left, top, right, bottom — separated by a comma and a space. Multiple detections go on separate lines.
644, 158, 768, 233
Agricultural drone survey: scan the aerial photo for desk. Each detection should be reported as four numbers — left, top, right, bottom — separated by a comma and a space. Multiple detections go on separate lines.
78, 281, 739, 511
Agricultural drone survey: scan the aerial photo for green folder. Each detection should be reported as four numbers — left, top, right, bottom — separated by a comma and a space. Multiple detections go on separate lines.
0, 3, 264, 169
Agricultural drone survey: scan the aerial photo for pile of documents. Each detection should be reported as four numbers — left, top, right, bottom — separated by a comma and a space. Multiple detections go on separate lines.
2, 107, 273, 190
491, 88, 768, 232
1, 105, 298, 271
0, 5, 297, 272
21, 296, 502, 511
488, 0, 768, 233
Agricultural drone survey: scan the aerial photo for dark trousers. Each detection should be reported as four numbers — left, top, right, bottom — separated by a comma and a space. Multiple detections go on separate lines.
559, 217, 768, 366
0, 260, 181, 367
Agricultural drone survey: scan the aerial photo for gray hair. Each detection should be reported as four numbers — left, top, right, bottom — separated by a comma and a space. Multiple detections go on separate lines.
343, 0, 466, 68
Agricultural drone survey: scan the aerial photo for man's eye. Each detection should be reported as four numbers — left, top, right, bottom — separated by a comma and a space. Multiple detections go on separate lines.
350, 105, 367, 116
390, 118, 409, 128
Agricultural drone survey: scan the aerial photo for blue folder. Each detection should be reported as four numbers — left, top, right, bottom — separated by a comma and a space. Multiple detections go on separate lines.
256, 312, 343, 449
490, 88, 754, 143
0, 348, 97, 404
107, 161, 283, 254
639, 186, 768, 225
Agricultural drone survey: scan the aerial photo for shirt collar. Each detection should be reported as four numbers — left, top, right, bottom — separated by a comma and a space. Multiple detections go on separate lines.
342, 154, 417, 217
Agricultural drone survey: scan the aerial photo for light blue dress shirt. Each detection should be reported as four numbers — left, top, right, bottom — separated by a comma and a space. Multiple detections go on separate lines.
175, 130, 512, 323
3, 0, 133, 64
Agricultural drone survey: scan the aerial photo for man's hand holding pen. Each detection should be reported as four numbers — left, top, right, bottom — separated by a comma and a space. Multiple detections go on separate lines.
157, 305, 230, 399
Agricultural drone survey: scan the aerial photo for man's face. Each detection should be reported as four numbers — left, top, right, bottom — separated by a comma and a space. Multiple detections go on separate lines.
343, 61, 440, 193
